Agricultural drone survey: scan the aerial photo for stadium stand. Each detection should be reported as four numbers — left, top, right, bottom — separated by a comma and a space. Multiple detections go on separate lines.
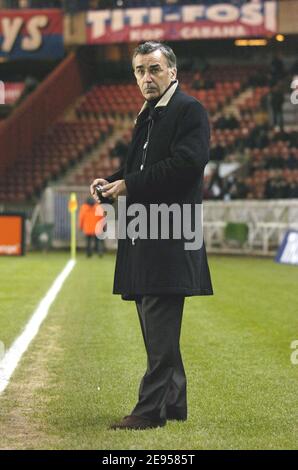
0, 119, 114, 202
0, 54, 297, 204
68, 64, 266, 188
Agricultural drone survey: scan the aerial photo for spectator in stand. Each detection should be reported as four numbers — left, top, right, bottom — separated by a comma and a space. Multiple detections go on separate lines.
210, 142, 226, 162
289, 132, 298, 147
191, 71, 206, 90
288, 148, 298, 170
191, 56, 210, 75
249, 69, 270, 87
273, 128, 291, 143
245, 125, 270, 150
270, 53, 285, 85
264, 169, 287, 199
221, 174, 236, 200
265, 147, 283, 170
269, 83, 285, 131
191, 65, 214, 91
111, 134, 130, 166
275, 170, 298, 198
231, 177, 248, 199
280, 148, 291, 169
244, 177, 254, 199
287, 172, 298, 198
207, 165, 223, 199
291, 59, 298, 75
79, 197, 105, 257
214, 114, 239, 130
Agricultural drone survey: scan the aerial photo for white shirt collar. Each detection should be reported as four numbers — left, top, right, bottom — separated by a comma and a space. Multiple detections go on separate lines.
137, 80, 179, 117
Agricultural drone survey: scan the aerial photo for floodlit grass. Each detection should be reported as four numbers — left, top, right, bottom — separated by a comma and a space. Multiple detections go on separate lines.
0, 253, 68, 349
0, 252, 297, 449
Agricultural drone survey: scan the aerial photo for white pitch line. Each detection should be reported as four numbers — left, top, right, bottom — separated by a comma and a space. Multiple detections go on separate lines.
0, 259, 76, 394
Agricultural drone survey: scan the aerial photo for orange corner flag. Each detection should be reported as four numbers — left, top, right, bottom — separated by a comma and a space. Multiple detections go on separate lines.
68, 193, 78, 213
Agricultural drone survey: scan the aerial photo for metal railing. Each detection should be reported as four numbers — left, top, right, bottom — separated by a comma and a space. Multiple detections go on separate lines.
204, 199, 298, 255
40, 186, 298, 255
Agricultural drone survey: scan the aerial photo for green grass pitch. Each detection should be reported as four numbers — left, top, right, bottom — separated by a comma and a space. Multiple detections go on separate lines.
0, 252, 297, 449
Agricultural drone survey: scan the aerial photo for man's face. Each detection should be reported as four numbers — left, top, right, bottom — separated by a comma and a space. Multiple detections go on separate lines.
133, 49, 177, 101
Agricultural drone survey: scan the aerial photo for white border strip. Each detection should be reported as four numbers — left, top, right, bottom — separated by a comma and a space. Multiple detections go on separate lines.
0, 260, 76, 393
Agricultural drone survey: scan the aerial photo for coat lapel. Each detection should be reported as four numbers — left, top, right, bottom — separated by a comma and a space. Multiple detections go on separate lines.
126, 81, 180, 172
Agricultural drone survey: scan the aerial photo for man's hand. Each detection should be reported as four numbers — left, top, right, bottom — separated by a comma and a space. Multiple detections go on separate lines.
101, 180, 127, 200
90, 178, 109, 203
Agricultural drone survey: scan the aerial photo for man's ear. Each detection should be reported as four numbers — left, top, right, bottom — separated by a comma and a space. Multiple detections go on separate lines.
170, 67, 177, 80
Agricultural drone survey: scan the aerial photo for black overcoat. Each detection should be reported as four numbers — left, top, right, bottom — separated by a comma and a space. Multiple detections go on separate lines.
106, 81, 213, 300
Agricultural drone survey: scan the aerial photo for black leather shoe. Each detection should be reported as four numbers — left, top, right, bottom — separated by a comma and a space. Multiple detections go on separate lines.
110, 415, 166, 430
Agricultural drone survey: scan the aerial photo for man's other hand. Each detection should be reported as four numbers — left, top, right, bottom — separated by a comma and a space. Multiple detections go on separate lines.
101, 180, 127, 200
90, 178, 109, 203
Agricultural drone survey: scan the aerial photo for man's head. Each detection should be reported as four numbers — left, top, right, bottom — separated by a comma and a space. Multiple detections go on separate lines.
132, 41, 177, 101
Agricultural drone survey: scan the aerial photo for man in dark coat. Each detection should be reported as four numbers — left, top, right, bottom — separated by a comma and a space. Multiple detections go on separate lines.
90, 41, 213, 430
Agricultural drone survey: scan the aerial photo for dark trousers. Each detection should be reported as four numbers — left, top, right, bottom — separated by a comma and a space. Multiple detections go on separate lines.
131, 295, 187, 423
85, 235, 104, 257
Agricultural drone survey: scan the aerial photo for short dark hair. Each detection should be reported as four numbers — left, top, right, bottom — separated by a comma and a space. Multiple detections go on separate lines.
132, 41, 177, 69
